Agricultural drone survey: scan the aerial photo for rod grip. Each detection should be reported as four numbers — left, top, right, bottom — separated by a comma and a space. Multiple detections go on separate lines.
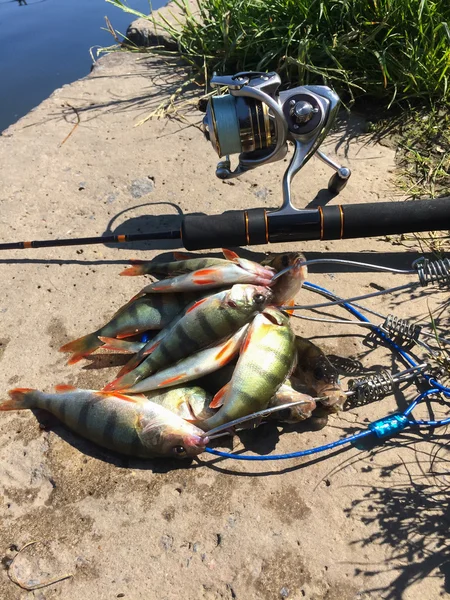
338, 197, 450, 239
182, 209, 267, 250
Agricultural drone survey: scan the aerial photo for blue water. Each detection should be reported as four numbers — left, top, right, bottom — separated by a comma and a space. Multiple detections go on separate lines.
0, 0, 166, 132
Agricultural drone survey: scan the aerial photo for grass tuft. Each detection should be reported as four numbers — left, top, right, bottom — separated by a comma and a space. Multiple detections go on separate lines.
108, 0, 450, 108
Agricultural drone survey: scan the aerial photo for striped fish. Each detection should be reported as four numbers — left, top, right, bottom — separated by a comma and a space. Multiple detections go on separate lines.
115, 312, 187, 377
60, 292, 199, 365
148, 386, 214, 421
129, 249, 275, 296
293, 336, 346, 412
263, 252, 307, 306
200, 307, 296, 431
0, 386, 208, 458
121, 326, 248, 394
267, 378, 317, 423
120, 252, 230, 277
104, 284, 273, 392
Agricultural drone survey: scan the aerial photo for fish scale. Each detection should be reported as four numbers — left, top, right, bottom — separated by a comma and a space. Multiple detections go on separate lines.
120, 256, 230, 277
60, 291, 200, 364
0, 388, 207, 458
200, 308, 296, 431
104, 284, 272, 392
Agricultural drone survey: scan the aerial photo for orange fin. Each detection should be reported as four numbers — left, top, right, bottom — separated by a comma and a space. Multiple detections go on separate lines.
192, 269, 220, 285
1, 388, 35, 411
158, 374, 185, 387
102, 377, 126, 392
173, 252, 192, 260
120, 265, 146, 276
116, 357, 141, 377
222, 249, 239, 262
284, 299, 295, 315
55, 384, 77, 393
142, 341, 160, 356
116, 331, 142, 339
95, 391, 139, 403
60, 332, 103, 364
210, 383, 230, 409
98, 337, 140, 354
186, 297, 208, 314
148, 283, 172, 292
215, 339, 237, 366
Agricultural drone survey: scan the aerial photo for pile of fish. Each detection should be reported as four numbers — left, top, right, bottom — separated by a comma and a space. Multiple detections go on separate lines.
0, 250, 346, 459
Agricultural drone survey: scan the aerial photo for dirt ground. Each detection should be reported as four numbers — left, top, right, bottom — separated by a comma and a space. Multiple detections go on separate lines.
0, 47, 449, 600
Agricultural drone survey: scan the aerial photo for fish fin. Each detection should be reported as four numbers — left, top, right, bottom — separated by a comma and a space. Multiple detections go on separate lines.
215, 338, 238, 366
120, 264, 147, 276
55, 384, 77, 393
95, 391, 139, 403
102, 376, 128, 392
173, 252, 192, 260
145, 282, 172, 292
186, 297, 208, 314
157, 374, 186, 387
142, 341, 160, 356
116, 331, 142, 340
192, 269, 219, 285
1, 388, 35, 411
116, 357, 143, 377
116, 340, 159, 376
222, 249, 239, 262
210, 383, 230, 409
284, 299, 295, 315
59, 333, 103, 365
240, 322, 270, 354
98, 337, 141, 354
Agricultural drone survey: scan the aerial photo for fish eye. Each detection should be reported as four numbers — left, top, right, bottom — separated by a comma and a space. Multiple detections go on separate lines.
227, 299, 237, 308
173, 446, 187, 456
253, 293, 266, 305
313, 366, 324, 380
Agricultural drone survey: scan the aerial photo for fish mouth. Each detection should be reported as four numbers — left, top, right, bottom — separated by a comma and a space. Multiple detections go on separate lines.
187, 434, 210, 452
318, 389, 347, 411
262, 306, 285, 325
291, 257, 308, 280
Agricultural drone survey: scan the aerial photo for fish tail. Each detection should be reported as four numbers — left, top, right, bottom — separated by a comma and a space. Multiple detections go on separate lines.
59, 333, 103, 365
120, 261, 147, 276
1, 388, 36, 411
98, 337, 144, 354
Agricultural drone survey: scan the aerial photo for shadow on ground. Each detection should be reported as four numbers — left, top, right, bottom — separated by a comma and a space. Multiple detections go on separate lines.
344, 437, 450, 599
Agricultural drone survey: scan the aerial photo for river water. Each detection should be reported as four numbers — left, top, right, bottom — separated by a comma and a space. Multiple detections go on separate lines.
0, 0, 166, 132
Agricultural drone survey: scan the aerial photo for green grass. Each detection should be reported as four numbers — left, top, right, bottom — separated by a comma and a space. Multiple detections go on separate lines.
109, 0, 450, 107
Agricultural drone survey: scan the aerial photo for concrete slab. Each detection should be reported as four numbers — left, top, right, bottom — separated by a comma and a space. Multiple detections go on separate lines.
0, 50, 448, 600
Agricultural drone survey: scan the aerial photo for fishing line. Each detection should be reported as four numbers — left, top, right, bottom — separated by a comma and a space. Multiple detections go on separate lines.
301, 281, 450, 347
271, 258, 416, 281
204, 279, 450, 461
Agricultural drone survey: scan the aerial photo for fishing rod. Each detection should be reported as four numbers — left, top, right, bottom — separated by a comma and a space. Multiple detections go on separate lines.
2, 71, 450, 252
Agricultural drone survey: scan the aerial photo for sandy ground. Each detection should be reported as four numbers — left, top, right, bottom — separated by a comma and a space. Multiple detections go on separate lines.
0, 46, 449, 600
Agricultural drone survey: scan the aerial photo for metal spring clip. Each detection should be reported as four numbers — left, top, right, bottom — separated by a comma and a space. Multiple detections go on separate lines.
414, 258, 450, 287
348, 370, 395, 403
382, 314, 422, 344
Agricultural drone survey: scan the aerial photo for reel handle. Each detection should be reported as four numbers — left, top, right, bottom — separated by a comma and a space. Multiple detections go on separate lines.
181, 196, 450, 249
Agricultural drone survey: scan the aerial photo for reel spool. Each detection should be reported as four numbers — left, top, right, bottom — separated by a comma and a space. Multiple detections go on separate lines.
202, 71, 351, 211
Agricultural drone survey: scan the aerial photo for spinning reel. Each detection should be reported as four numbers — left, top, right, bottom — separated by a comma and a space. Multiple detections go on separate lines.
1, 70, 450, 252
202, 71, 351, 214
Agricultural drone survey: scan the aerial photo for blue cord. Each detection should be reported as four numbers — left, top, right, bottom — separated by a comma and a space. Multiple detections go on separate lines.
204, 280, 450, 461
205, 430, 372, 461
